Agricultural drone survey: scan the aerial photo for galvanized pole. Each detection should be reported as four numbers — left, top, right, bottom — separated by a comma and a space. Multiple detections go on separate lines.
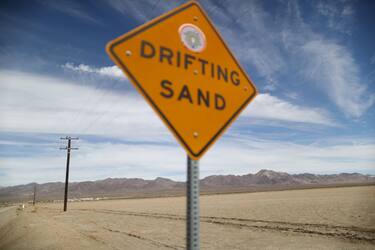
63, 138, 71, 212
187, 155, 200, 250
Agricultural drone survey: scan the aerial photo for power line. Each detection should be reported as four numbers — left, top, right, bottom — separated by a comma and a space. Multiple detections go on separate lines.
65, 75, 107, 134
77, 83, 126, 136
76, 84, 119, 135
72, 76, 123, 136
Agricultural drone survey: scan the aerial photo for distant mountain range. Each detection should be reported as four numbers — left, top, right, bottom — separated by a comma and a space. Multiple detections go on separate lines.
1, 170, 374, 202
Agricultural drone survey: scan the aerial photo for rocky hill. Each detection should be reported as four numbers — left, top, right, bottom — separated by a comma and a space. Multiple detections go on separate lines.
201, 170, 374, 187
1, 170, 374, 202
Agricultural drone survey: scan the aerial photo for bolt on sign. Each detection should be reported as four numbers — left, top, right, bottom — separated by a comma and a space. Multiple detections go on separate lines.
106, 1, 257, 160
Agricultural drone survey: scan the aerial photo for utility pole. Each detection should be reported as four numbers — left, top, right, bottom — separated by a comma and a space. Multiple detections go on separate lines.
33, 183, 36, 206
60, 136, 79, 212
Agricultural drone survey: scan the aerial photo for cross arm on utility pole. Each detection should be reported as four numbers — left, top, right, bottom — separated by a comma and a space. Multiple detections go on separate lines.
60, 136, 79, 140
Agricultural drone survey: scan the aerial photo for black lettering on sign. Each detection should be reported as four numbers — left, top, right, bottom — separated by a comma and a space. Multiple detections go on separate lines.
210, 63, 215, 79
176, 51, 181, 68
159, 46, 173, 65
215, 94, 226, 110
138, 41, 242, 88
198, 58, 208, 75
217, 65, 228, 83
140, 40, 155, 58
184, 54, 196, 70
159, 80, 226, 111
160, 79, 174, 98
178, 85, 193, 104
230, 71, 240, 86
197, 88, 210, 107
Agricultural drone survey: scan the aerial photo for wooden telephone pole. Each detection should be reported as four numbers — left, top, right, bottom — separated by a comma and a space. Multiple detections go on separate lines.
33, 184, 36, 206
60, 136, 79, 212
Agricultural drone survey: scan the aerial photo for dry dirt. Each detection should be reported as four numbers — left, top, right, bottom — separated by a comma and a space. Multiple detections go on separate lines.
0, 185, 374, 249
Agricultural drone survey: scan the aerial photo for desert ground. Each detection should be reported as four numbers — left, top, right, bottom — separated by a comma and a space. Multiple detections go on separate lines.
0, 185, 374, 250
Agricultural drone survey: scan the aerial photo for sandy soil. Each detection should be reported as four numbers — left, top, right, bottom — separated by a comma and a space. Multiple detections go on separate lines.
0, 185, 374, 249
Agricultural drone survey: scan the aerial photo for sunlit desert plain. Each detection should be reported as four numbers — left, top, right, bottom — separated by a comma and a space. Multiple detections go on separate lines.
1, 185, 374, 249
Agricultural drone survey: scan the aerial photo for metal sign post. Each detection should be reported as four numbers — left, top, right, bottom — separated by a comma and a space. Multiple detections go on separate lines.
187, 156, 200, 250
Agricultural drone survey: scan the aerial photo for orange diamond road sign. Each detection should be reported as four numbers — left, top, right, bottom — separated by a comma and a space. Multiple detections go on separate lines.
106, 1, 257, 160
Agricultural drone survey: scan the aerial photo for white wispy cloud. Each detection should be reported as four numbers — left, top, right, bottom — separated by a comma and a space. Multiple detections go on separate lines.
210, 0, 285, 91
37, 0, 100, 24
284, 91, 299, 100
244, 93, 335, 126
316, 0, 354, 35
105, 0, 180, 23
204, 136, 375, 175
301, 39, 375, 118
0, 70, 168, 141
62, 63, 126, 80
207, 0, 373, 118
371, 54, 375, 65
272, 1, 373, 118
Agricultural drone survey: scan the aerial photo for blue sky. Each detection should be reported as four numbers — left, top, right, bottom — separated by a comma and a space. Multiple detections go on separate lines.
0, 0, 374, 186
